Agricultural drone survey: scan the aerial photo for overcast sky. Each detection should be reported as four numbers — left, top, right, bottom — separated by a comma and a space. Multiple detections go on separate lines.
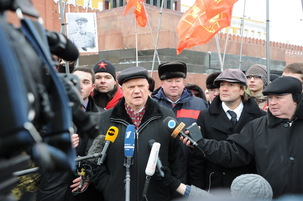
233, 0, 303, 46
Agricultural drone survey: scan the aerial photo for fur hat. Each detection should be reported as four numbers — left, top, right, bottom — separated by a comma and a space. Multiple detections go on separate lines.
118, 66, 149, 85
206, 72, 221, 89
214, 69, 247, 87
93, 60, 116, 80
246, 64, 268, 86
231, 174, 273, 201
158, 61, 187, 80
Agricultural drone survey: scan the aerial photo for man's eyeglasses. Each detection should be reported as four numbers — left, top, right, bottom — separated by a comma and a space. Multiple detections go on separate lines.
246, 75, 262, 79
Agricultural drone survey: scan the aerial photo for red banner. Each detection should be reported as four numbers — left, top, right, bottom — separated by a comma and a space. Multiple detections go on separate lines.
176, 0, 238, 54
124, 0, 147, 27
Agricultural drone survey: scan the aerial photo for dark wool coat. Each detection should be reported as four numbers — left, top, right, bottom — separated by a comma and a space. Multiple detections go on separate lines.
190, 96, 266, 189
92, 97, 186, 201
198, 96, 303, 198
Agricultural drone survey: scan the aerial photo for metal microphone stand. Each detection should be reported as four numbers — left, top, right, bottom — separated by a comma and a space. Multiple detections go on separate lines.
124, 156, 133, 201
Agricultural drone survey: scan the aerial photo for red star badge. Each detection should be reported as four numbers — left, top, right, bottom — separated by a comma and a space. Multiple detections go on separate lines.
97, 62, 107, 69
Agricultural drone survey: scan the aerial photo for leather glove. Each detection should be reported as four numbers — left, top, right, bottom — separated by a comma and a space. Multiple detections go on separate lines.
160, 166, 181, 191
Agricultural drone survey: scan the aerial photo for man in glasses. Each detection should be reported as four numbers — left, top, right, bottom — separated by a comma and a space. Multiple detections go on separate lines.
245, 64, 268, 110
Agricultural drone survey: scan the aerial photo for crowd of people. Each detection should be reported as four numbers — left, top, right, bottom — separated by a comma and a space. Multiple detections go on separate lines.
9, 60, 303, 201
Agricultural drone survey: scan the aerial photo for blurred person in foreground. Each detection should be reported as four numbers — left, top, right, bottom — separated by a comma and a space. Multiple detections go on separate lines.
159, 166, 273, 201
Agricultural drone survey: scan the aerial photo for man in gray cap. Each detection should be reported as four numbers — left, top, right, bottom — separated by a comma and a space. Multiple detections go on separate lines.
69, 16, 95, 51
182, 76, 303, 198
190, 69, 266, 190
73, 66, 186, 201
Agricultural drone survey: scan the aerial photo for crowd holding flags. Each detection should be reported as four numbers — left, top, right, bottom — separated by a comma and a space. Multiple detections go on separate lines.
124, 0, 148, 27
176, 0, 238, 54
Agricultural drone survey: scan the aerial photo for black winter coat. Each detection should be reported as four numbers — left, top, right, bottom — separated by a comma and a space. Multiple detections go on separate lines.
190, 96, 266, 190
197, 97, 303, 198
92, 97, 187, 201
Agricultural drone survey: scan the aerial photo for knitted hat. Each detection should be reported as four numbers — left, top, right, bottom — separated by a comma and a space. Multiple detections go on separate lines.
118, 66, 149, 85
214, 69, 247, 87
231, 174, 273, 201
158, 61, 187, 80
93, 60, 116, 80
246, 64, 268, 86
206, 72, 221, 89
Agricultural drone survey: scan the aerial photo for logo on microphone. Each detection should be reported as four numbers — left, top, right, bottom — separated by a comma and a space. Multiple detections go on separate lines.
167, 119, 176, 129
108, 128, 116, 136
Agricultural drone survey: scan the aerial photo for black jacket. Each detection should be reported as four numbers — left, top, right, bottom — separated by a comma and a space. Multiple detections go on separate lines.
74, 96, 104, 201
197, 96, 303, 198
92, 97, 186, 201
37, 96, 103, 201
190, 96, 266, 189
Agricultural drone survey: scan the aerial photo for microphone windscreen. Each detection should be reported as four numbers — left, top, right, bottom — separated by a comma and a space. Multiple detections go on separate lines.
163, 116, 185, 138
163, 116, 178, 133
87, 134, 106, 163
46, 31, 79, 61
59, 36, 79, 61
145, 142, 160, 176
105, 126, 119, 142
124, 124, 136, 157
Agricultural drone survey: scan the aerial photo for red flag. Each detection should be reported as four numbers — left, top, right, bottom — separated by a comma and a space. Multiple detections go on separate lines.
176, 0, 238, 54
124, 0, 147, 27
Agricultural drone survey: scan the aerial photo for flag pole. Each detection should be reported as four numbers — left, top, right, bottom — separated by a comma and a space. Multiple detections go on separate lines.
146, 19, 161, 69
150, 0, 166, 78
58, 0, 71, 73
135, 18, 139, 66
238, 0, 246, 70
265, 0, 270, 84
215, 34, 224, 71
222, 28, 230, 67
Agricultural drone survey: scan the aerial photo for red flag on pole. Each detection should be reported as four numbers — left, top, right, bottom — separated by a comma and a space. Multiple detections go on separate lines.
124, 0, 147, 27
176, 0, 238, 54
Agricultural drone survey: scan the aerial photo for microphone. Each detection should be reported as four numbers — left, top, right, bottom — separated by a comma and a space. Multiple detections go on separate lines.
124, 125, 136, 201
163, 116, 199, 147
149, 139, 164, 177
97, 126, 119, 165
145, 142, 160, 176
46, 31, 79, 61
142, 142, 161, 199
124, 124, 136, 159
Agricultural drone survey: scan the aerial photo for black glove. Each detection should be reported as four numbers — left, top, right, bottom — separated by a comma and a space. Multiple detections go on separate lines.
160, 166, 181, 191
